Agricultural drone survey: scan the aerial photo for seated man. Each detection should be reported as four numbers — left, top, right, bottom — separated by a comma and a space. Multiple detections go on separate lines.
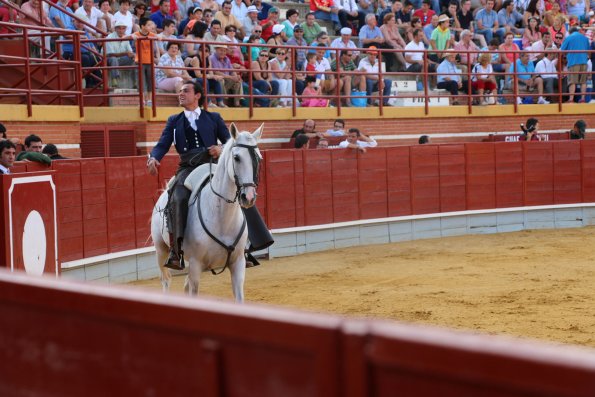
331, 49, 367, 107
338, 128, 377, 153
475, 0, 503, 43
16, 134, 51, 165
324, 119, 346, 137
0, 140, 16, 174
509, 51, 549, 104
357, 46, 391, 106
534, 50, 560, 99
208, 44, 243, 107
404, 29, 438, 79
106, 20, 135, 87
436, 50, 468, 104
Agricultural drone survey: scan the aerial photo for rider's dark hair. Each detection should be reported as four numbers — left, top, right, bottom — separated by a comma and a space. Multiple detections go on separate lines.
184, 81, 206, 107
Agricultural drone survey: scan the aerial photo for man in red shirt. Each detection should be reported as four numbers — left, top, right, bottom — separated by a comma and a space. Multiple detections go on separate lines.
259, 6, 279, 41
412, 0, 435, 26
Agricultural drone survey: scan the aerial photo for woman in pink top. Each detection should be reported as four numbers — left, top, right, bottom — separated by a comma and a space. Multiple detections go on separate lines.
499, 32, 520, 68
380, 13, 407, 71
522, 17, 542, 48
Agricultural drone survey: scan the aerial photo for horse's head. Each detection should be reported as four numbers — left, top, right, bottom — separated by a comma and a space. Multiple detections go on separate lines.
226, 122, 263, 208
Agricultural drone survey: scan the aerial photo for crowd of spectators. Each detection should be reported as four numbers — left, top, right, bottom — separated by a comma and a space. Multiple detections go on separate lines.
1, 0, 594, 106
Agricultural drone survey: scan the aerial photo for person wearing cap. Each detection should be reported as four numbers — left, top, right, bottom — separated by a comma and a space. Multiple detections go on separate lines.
267, 24, 287, 55
215, 0, 245, 37
106, 20, 135, 87
336, 0, 364, 34
179, 6, 202, 36
112, 0, 135, 36
330, 27, 359, 60
242, 5, 260, 35
310, 0, 340, 33
282, 9, 300, 40
436, 49, 468, 104
358, 46, 391, 106
287, 25, 308, 69
252, 0, 271, 21
259, 5, 280, 41
430, 14, 454, 63
301, 12, 322, 44
570, 120, 587, 140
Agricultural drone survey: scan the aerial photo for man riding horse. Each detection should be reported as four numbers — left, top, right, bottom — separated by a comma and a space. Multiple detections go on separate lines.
147, 81, 273, 271
147, 81, 229, 270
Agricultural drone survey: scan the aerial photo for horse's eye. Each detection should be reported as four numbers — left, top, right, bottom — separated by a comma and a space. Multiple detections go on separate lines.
233, 154, 240, 162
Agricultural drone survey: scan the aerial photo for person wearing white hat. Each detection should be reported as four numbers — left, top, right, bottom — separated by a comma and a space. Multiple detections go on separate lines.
429, 14, 454, 63
209, 43, 243, 107
330, 27, 359, 60
106, 19, 135, 86
436, 49, 468, 104
242, 5, 260, 34
266, 23, 287, 55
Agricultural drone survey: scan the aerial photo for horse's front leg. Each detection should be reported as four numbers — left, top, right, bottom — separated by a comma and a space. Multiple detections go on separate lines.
184, 257, 201, 296
230, 253, 246, 303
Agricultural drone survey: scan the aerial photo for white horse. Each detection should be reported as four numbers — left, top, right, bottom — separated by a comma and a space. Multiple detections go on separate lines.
151, 123, 263, 302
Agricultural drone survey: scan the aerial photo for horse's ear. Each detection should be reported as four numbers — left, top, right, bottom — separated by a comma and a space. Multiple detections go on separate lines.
230, 122, 239, 139
252, 123, 264, 142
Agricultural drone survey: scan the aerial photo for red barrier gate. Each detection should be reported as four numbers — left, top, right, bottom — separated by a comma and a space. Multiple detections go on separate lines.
0, 171, 58, 275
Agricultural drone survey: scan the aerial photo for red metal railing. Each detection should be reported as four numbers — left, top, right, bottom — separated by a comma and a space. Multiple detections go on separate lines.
1, 22, 593, 117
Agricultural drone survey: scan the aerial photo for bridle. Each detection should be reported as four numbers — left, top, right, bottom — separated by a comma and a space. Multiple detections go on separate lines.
209, 142, 261, 204
199, 141, 261, 275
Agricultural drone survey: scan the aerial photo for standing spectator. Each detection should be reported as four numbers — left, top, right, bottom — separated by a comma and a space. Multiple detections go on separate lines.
475, 0, 503, 43
282, 9, 300, 40
472, 52, 498, 104
535, 50, 560, 98
259, 6, 280, 41
498, 0, 524, 37
510, 51, 549, 104
209, 44, 243, 107
309, 0, 340, 34
359, 13, 386, 48
561, 26, 590, 103
243, 6, 260, 35
113, 0, 135, 35
0, 140, 16, 174
336, 0, 365, 33
436, 50, 467, 104
522, 16, 541, 48
339, 128, 377, 152
301, 12, 322, 44
412, 0, 435, 26
292, 119, 320, 138
287, 25, 308, 70
132, 18, 158, 105
215, 0, 245, 37
42, 144, 67, 160
156, 42, 193, 93
150, 0, 172, 33
358, 46, 391, 106
106, 20, 135, 87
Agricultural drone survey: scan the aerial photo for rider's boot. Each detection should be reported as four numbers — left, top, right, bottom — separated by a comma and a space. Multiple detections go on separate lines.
164, 234, 185, 270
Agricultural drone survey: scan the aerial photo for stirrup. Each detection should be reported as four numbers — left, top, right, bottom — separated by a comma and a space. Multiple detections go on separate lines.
245, 252, 260, 268
164, 250, 185, 271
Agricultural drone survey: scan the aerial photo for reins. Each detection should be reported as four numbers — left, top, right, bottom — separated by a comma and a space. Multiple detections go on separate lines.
198, 141, 261, 275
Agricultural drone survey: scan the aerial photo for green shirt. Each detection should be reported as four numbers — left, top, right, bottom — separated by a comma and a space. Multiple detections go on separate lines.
330, 59, 356, 72
301, 22, 321, 45
16, 151, 52, 165
430, 27, 450, 51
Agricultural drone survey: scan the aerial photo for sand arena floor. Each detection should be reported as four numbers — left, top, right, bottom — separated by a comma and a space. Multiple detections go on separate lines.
133, 227, 595, 348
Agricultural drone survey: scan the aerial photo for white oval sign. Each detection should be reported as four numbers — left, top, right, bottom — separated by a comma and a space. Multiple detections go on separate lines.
22, 210, 46, 275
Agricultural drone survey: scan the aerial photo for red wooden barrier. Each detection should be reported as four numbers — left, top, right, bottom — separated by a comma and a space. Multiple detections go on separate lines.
332, 149, 359, 222
358, 148, 388, 220
439, 144, 466, 213
386, 146, 412, 217
553, 141, 582, 204
581, 141, 595, 202
410, 145, 440, 214
524, 142, 554, 206
303, 150, 334, 225
466, 143, 496, 210
3, 271, 595, 396
494, 143, 524, 208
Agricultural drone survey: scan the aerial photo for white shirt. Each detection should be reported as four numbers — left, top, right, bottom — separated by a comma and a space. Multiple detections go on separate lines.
75, 6, 103, 30
357, 56, 379, 74
330, 38, 359, 57
106, 31, 133, 55
0, 164, 10, 174
336, 0, 358, 12
183, 107, 202, 130
535, 57, 558, 79
325, 128, 345, 136
404, 40, 425, 68
113, 10, 134, 35
315, 58, 331, 80
339, 138, 377, 148
526, 40, 556, 62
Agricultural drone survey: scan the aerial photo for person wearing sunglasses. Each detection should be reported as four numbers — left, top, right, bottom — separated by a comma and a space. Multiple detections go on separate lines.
269, 49, 293, 106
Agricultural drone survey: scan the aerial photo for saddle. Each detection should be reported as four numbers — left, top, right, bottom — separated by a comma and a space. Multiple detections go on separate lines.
184, 163, 218, 206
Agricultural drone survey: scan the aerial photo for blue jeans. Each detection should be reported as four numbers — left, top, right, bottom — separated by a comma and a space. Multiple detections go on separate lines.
314, 10, 339, 28
366, 78, 391, 105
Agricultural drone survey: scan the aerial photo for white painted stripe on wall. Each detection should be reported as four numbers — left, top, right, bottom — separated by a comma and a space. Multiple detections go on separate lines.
137, 129, 594, 147
61, 246, 156, 269
55, 144, 79, 149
